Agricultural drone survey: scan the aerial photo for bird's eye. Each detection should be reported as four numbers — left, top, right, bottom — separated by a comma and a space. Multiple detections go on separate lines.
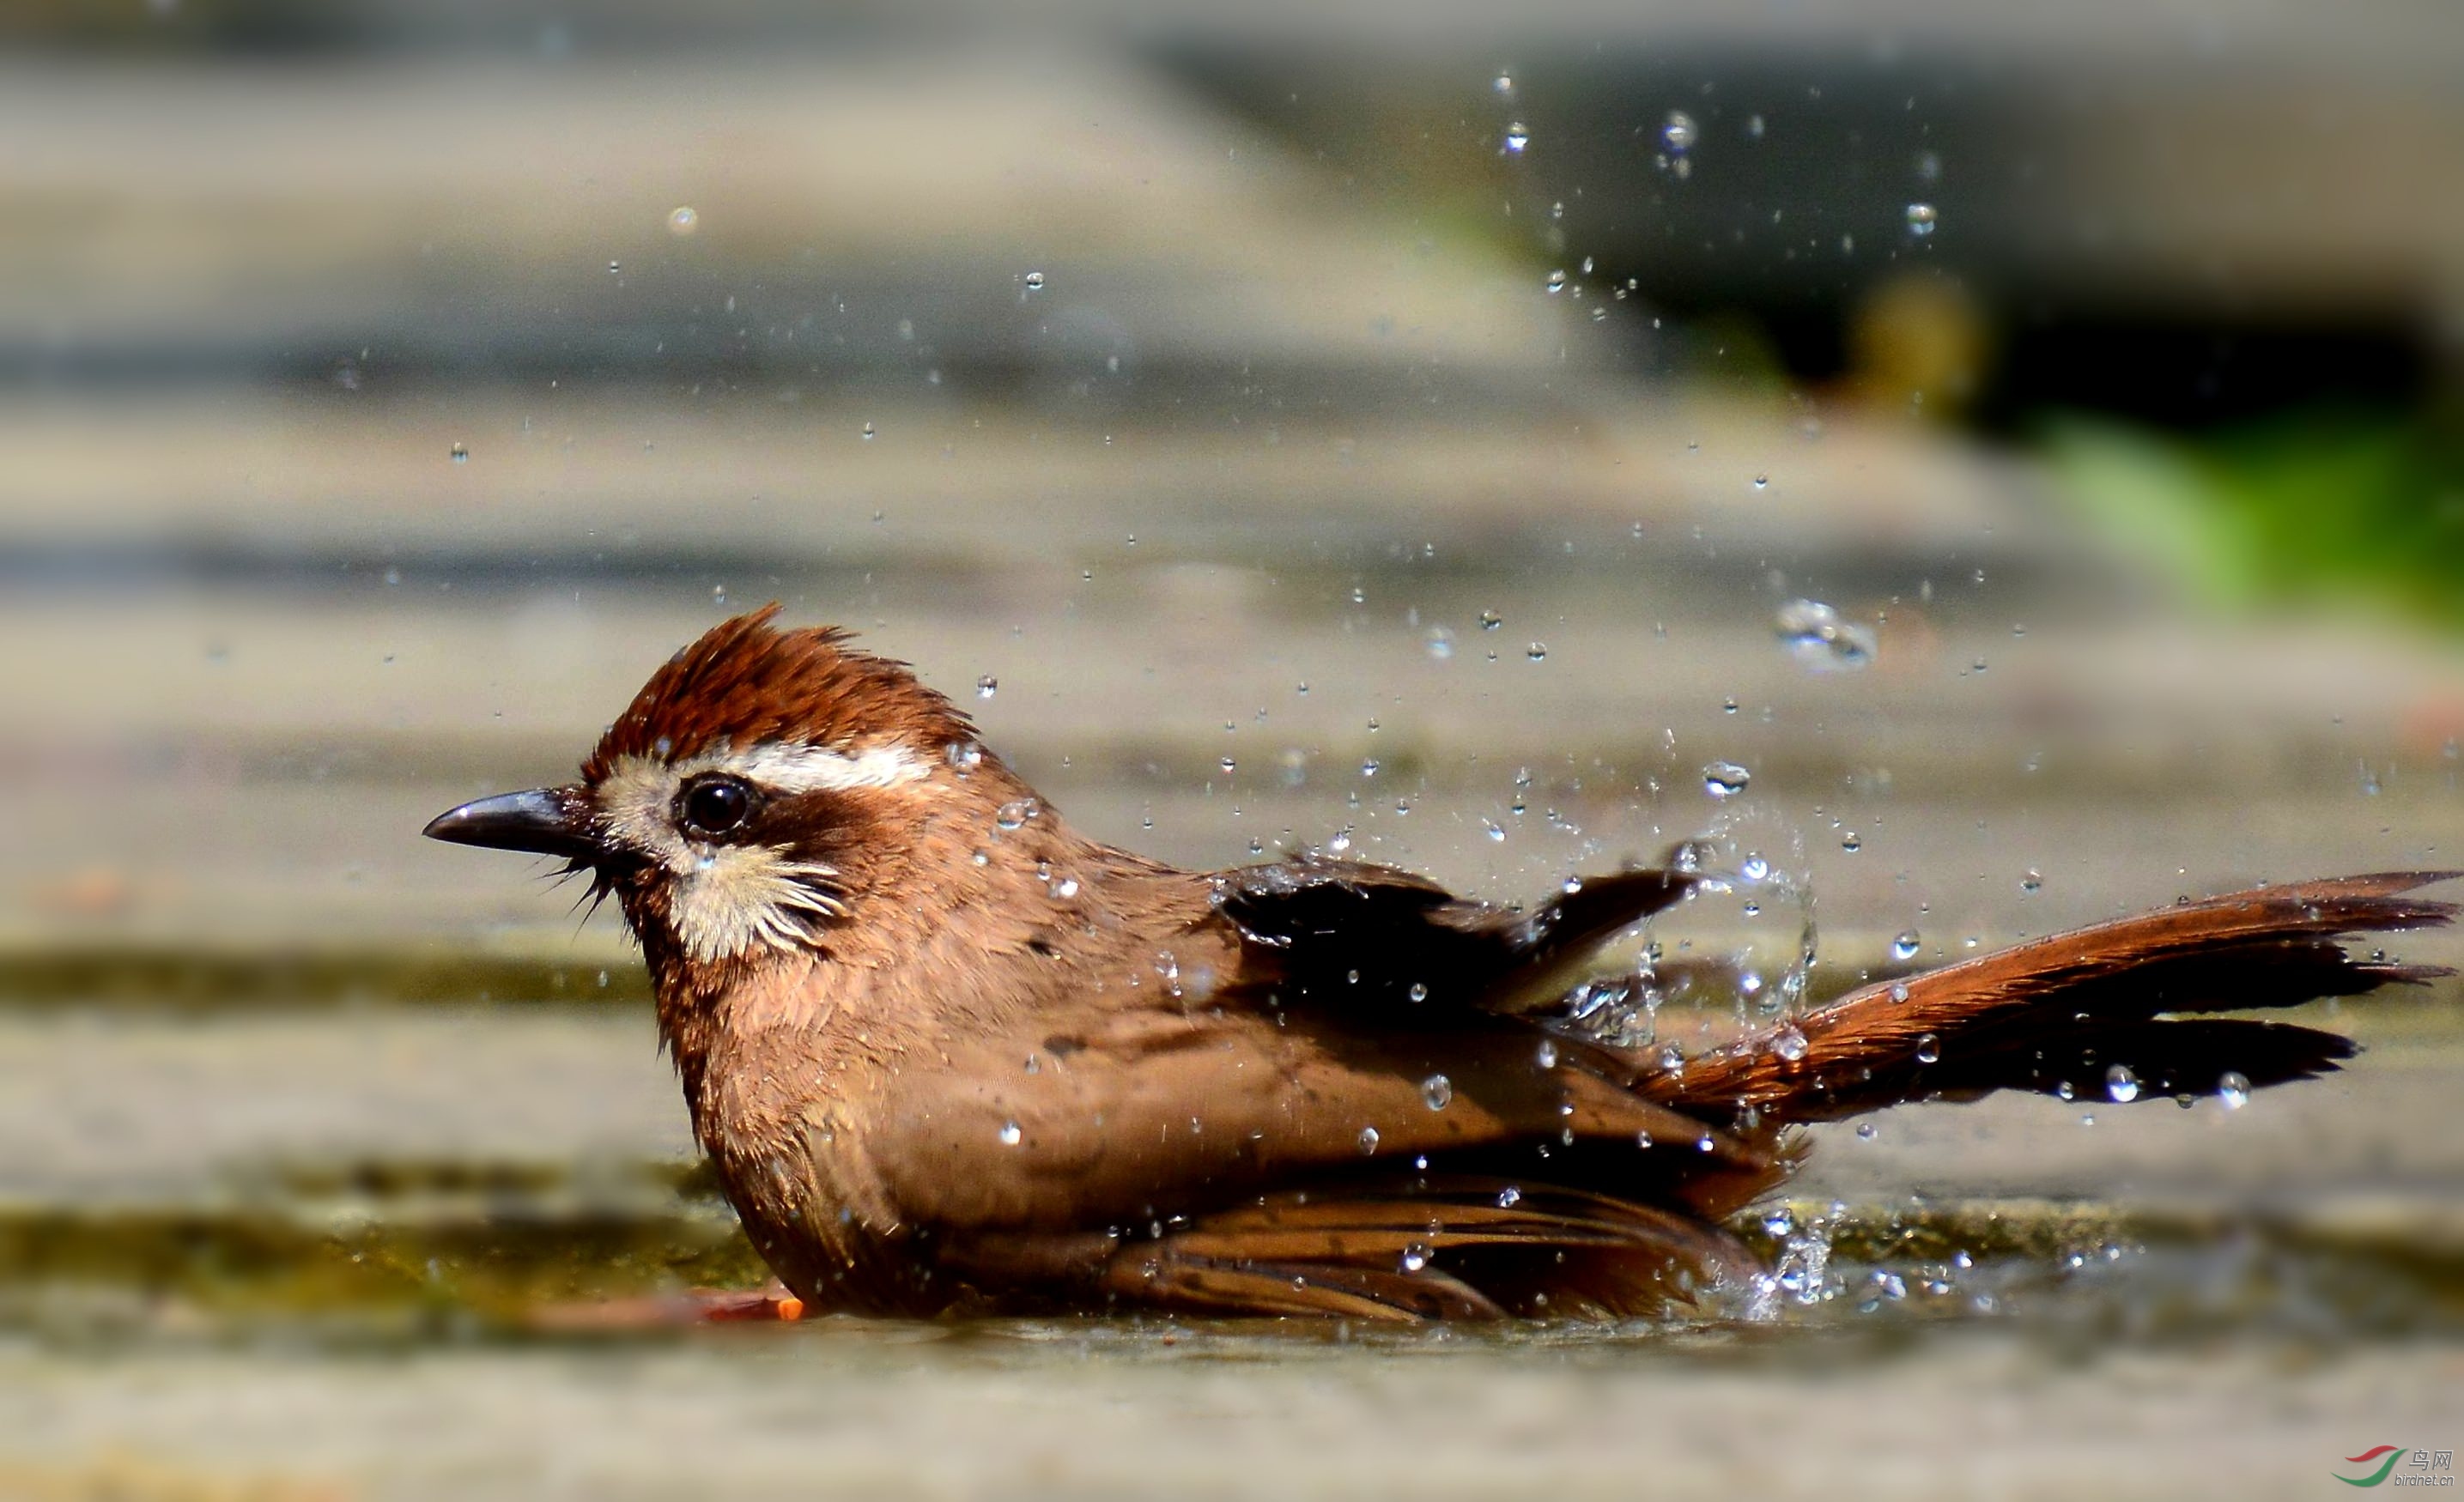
676, 774, 757, 837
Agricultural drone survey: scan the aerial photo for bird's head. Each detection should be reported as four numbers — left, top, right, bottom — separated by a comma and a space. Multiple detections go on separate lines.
424, 607, 1015, 975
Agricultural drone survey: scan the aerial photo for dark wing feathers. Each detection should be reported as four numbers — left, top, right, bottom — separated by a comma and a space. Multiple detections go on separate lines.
1108, 1254, 1507, 1322
1081, 1178, 1757, 1321
1217, 856, 1690, 1016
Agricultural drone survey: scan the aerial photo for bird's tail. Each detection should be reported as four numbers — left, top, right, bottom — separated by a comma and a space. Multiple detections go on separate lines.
1651, 872, 2456, 1123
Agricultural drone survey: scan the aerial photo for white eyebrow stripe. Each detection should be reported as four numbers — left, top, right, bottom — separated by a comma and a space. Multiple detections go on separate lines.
698, 742, 930, 794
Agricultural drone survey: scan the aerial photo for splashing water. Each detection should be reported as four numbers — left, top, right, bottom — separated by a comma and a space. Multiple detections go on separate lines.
1557, 818, 1819, 1053
1772, 599, 1877, 672
1750, 1203, 1840, 1318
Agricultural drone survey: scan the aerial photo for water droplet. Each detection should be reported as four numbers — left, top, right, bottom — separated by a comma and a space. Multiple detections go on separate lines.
946, 741, 983, 774
1915, 1033, 1940, 1064
2021, 869, 2043, 893
1526, 642, 1548, 662
1892, 930, 1921, 960
1661, 111, 1697, 154
2217, 1071, 2250, 1109
975, 675, 998, 699
1399, 1241, 1430, 1273
1503, 122, 1530, 154
1773, 598, 1876, 671
666, 205, 699, 235
1497, 1185, 1522, 1208
998, 1121, 1023, 1146
1746, 114, 1766, 139
607, 259, 622, 275
1740, 854, 1770, 882
448, 442, 469, 463
1855, 1122, 1878, 1140
1482, 819, 1506, 843
1023, 270, 1046, 291
1407, 982, 1429, 1002
1841, 832, 1862, 852
1702, 760, 1751, 798
1890, 982, 1911, 1003
1545, 269, 1567, 294
1424, 627, 1454, 660
1535, 1039, 1560, 1070
1421, 1074, 1454, 1110
1772, 1025, 1808, 1062
1478, 609, 1502, 632
1357, 1125, 1381, 1154
995, 798, 1040, 831
1493, 72, 1514, 95
861, 421, 877, 440
2105, 1063, 2139, 1104
1751, 474, 1769, 490
1359, 757, 1381, 778
1904, 202, 1937, 236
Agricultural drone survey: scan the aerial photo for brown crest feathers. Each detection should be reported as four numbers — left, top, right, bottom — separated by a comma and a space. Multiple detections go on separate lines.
583, 604, 977, 777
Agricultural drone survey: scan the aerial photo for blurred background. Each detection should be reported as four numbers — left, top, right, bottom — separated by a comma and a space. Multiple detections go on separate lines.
3, 1, 2461, 1497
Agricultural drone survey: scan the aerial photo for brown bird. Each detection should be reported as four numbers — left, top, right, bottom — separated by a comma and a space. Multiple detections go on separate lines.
425, 607, 2454, 1321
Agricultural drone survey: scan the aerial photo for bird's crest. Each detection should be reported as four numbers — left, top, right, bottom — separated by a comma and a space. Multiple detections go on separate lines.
583, 605, 975, 779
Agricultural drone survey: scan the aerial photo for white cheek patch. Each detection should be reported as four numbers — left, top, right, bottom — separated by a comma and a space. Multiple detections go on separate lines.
668, 845, 849, 964
591, 738, 928, 962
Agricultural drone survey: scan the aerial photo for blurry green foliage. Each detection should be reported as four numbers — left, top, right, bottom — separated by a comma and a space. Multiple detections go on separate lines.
2046, 407, 2464, 629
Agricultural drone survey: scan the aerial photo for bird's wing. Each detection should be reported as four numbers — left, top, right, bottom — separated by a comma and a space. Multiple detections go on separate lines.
834, 856, 1765, 1317
859, 985, 1769, 1237
1214, 855, 1691, 1018
936, 1178, 1761, 1320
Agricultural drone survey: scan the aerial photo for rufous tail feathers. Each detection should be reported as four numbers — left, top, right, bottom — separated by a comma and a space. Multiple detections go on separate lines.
1653, 872, 2457, 1123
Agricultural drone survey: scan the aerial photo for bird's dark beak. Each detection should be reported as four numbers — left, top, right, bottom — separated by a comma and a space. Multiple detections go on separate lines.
422, 788, 598, 861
